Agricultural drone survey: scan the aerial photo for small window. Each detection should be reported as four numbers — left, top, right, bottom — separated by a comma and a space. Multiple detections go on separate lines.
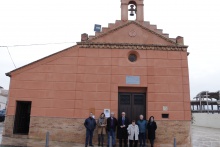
162, 114, 169, 118
128, 54, 137, 62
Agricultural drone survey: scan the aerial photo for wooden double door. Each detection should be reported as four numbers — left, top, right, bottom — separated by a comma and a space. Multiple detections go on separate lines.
118, 92, 146, 122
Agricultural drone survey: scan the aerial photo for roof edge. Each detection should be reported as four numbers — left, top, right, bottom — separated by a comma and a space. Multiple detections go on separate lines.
77, 42, 188, 47
5, 72, 11, 77
5, 44, 77, 77
86, 20, 179, 45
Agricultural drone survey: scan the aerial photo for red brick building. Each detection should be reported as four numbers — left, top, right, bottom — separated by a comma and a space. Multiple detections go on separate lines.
4, 0, 191, 146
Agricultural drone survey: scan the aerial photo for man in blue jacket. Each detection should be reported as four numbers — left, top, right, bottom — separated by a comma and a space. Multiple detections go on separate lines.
84, 113, 96, 147
137, 114, 148, 147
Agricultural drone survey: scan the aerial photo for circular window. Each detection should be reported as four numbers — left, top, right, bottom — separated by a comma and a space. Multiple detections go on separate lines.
128, 54, 137, 62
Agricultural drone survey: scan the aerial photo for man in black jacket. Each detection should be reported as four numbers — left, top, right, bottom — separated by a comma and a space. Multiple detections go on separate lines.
84, 113, 96, 147
117, 112, 129, 147
107, 112, 118, 147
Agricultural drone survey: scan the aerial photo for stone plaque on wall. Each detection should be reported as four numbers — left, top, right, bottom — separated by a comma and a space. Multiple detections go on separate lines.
126, 76, 140, 84
163, 106, 168, 111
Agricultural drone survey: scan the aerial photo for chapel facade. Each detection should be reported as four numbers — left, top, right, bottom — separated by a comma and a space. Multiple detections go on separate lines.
4, 0, 191, 146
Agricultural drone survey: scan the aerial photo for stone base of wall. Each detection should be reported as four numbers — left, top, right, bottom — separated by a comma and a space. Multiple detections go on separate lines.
4, 116, 191, 146
29, 117, 87, 143
156, 121, 191, 147
3, 115, 14, 136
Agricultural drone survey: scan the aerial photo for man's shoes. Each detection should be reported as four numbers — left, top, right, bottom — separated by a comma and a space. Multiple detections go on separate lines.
89, 145, 94, 147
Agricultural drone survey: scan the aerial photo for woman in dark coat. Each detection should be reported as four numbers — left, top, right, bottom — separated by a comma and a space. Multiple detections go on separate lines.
147, 116, 157, 147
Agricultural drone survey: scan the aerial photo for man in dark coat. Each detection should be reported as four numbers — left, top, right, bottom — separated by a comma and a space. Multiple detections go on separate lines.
84, 113, 97, 147
106, 112, 118, 147
117, 112, 129, 147
147, 116, 157, 147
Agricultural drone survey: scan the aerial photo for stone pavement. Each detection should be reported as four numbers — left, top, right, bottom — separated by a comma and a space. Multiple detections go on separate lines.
191, 125, 220, 147
0, 122, 220, 147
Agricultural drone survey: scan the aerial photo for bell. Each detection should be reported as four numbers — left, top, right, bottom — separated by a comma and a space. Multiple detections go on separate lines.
128, 5, 136, 17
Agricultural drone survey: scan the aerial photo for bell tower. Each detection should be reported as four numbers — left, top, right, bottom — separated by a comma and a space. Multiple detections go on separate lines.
121, 0, 144, 21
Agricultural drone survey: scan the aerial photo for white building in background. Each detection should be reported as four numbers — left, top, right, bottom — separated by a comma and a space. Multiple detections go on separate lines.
0, 86, 8, 110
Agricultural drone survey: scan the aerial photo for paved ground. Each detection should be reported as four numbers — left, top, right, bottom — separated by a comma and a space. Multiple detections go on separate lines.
0, 122, 220, 147
191, 126, 220, 147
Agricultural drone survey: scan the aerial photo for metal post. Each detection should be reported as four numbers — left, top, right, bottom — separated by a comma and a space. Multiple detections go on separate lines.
45, 131, 49, 147
199, 95, 202, 112
109, 136, 112, 147
206, 91, 209, 114
174, 138, 176, 147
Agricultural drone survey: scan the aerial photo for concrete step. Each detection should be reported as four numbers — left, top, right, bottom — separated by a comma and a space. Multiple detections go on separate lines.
150, 25, 157, 30
143, 21, 150, 28
95, 32, 101, 36
162, 33, 169, 38
89, 36, 95, 40
155, 29, 163, 34
108, 23, 115, 29
102, 27, 109, 33
170, 38, 176, 42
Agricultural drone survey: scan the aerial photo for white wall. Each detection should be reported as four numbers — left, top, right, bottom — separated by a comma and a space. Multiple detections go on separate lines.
0, 95, 7, 110
192, 113, 220, 129
0, 89, 8, 110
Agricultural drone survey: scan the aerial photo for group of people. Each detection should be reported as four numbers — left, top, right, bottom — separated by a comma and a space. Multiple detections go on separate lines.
84, 112, 157, 147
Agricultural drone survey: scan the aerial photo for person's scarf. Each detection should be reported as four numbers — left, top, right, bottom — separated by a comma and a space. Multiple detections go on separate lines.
99, 117, 105, 125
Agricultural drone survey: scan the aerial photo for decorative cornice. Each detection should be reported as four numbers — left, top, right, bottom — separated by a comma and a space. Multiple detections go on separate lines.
86, 21, 177, 45
77, 42, 188, 51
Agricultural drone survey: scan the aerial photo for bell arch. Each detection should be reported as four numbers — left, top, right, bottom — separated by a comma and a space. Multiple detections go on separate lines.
121, 0, 144, 21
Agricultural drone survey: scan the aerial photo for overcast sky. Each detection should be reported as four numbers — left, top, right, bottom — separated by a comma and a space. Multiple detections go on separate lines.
1, 0, 220, 99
